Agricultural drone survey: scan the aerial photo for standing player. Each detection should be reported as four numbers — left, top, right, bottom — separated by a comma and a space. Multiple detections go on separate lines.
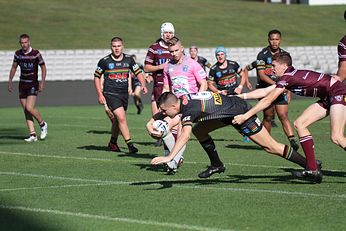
208, 46, 250, 142
144, 22, 175, 115
149, 92, 319, 182
147, 36, 208, 173
7, 34, 48, 142
337, 35, 346, 82
189, 45, 211, 72
255, 29, 298, 150
94, 37, 148, 153
233, 52, 346, 183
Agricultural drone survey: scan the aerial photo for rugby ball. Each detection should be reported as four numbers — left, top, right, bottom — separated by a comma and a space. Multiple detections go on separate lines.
153, 120, 169, 137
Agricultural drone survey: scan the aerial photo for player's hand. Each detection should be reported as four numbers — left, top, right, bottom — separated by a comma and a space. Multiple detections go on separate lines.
128, 88, 133, 96
232, 114, 246, 125
220, 90, 228, 95
145, 74, 153, 83
149, 129, 162, 139
39, 81, 45, 92
246, 81, 253, 90
234, 87, 242, 95
150, 156, 171, 165
98, 95, 106, 105
7, 81, 13, 92
104, 103, 114, 120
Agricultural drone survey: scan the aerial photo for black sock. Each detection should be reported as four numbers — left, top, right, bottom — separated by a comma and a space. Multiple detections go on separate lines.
39, 121, 45, 127
110, 136, 118, 144
30, 133, 37, 137
125, 139, 134, 147
200, 137, 223, 167
282, 145, 305, 168
344, 147, 346, 151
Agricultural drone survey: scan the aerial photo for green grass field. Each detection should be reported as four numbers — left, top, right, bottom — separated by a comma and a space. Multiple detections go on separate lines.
0, 0, 345, 49
0, 100, 345, 231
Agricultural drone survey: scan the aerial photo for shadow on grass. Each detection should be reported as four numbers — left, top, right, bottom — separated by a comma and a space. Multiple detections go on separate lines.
77, 145, 109, 152
225, 144, 262, 151
86, 130, 110, 135
0, 128, 27, 141
282, 168, 346, 182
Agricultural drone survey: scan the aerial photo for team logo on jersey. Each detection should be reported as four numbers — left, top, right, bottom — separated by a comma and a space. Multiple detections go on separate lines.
123, 63, 129, 68
181, 95, 189, 105
158, 49, 163, 55
267, 57, 272, 64
108, 63, 114, 69
183, 65, 189, 72
213, 93, 222, 105
216, 72, 222, 78
335, 95, 343, 102
182, 116, 191, 122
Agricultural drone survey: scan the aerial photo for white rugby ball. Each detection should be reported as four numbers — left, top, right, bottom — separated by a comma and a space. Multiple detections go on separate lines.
153, 120, 169, 137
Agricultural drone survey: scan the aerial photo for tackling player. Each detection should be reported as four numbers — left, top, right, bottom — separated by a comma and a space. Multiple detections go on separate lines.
149, 92, 320, 182
233, 52, 346, 183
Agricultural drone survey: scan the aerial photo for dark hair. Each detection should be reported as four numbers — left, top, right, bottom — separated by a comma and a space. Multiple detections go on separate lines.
268, 29, 281, 37
272, 52, 292, 66
156, 92, 178, 107
111, 37, 123, 43
19, 34, 30, 41
344, 10, 346, 20
167, 36, 181, 47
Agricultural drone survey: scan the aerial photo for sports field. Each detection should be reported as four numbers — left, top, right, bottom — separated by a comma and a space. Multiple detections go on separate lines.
0, 99, 345, 231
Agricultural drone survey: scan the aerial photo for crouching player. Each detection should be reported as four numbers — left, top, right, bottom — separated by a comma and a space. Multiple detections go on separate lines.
150, 92, 321, 183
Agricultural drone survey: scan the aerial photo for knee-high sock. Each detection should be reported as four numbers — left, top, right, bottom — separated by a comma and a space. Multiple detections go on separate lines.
282, 145, 306, 168
200, 137, 223, 167
163, 132, 185, 168
299, 135, 317, 170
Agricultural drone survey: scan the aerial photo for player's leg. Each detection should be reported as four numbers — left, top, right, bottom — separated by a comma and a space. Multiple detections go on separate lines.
108, 116, 121, 152
113, 106, 138, 153
25, 95, 48, 140
193, 119, 228, 178
133, 85, 143, 114
329, 104, 346, 149
262, 104, 275, 133
20, 97, 37, 142
294, 102, 327, 171
275, 103, 299, 150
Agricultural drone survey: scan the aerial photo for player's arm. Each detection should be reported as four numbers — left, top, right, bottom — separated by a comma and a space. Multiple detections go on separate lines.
232, 87, 284, 125
135, 72, 148, 94
151, 125, 192, 165
237, 84, 276, 100
146, 112, 167, 138
144, 63, 166, 73
198, 78, 208, 92
207, 79, 220, 93
93, 76, 105, 105
39, 63, 47, 92
337, 60, 346, 82
257, 69, 276, 85
8, 61, 18, 92
234, 69, 246, 94
162, 63, 170, 94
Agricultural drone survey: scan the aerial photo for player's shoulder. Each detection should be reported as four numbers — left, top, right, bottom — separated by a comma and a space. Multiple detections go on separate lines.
227, 59, 239, 66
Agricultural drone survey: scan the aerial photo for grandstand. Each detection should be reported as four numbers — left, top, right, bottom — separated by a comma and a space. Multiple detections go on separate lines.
0, 46, 338, 82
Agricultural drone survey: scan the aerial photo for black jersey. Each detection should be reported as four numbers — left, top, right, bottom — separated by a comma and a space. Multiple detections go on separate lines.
94, 53, 141, 94
196, 56, 211, 71
208, 60, 241, 94
176, 92, 251, 127
256, 46, 286, 88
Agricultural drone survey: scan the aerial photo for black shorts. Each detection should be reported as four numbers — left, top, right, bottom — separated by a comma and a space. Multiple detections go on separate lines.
19, 82, 39, 99
273, 92, 288, 105
221, 115, 263, 137
104, 93, 129, 111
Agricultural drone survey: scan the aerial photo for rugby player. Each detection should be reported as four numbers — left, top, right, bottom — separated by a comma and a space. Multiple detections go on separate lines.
189, 45, 212, 72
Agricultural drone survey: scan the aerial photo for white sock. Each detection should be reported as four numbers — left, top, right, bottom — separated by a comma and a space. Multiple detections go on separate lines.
163, 132, 185, 169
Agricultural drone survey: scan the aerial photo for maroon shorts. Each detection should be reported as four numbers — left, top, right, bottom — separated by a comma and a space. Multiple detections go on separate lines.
19, 82, 39, 99
151, 84, 164, 102
317, 81, 346, 109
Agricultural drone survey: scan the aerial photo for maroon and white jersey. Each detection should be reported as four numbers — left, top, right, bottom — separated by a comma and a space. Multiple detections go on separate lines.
144, 39, 172, 86
338, 35, 346, 62
276, 66, 344, 100
14, 48, 45, 84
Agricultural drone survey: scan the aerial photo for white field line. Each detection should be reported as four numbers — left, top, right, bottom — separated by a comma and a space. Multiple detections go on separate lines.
0, 150, 343, 172
0, 205, 233, 231
1, 171, 345, 200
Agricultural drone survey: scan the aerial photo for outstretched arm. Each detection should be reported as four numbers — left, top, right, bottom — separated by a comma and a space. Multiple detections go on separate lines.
150, 125, 192, 165
232, 87, 285, 125
237, 84, 276, 100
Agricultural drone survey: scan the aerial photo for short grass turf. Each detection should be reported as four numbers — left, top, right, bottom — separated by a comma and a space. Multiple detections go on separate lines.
0, 99, 345, 231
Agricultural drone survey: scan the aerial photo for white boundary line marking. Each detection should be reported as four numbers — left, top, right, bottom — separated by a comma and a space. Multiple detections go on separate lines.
1, 171, 345, 199
0, 150, 344, 172
0, 205, 233, 231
